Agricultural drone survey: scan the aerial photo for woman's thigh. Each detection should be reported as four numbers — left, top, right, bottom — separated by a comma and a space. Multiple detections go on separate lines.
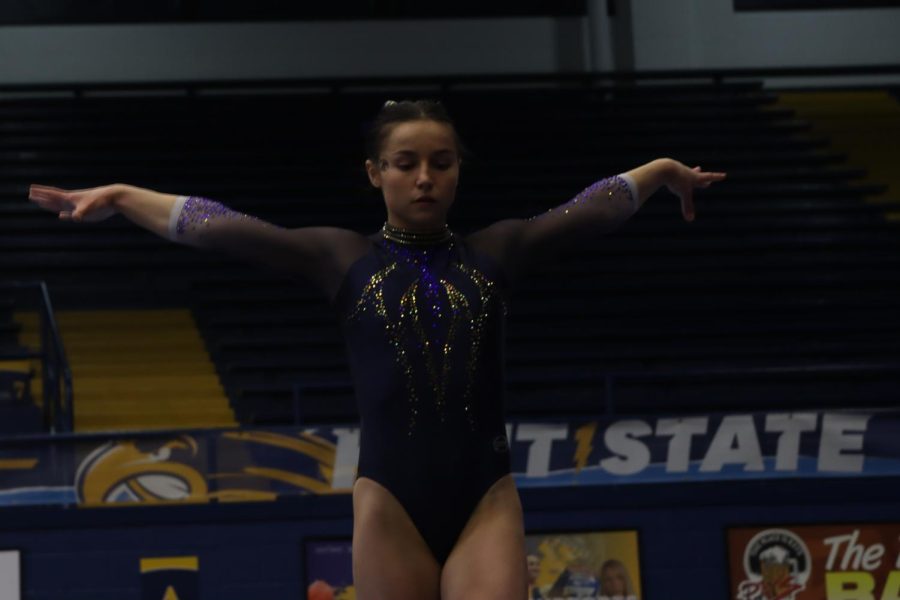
440, 474, 527, 600
352, 476, 441, 600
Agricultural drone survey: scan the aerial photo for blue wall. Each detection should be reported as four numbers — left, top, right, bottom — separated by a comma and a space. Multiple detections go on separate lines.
2, 477, 899, 599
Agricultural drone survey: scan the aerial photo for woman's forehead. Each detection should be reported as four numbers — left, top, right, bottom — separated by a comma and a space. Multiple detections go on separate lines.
383, 120, 456, 154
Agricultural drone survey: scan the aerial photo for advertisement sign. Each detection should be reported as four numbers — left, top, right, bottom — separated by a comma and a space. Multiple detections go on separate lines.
728, 524, 900, 600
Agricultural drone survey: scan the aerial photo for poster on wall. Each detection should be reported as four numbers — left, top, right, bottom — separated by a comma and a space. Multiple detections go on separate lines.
0, 550, 20, 600
304, 531, 641, 600
526, 531, 642, 600
728, 524, 900, 600
304, 539, 354, 600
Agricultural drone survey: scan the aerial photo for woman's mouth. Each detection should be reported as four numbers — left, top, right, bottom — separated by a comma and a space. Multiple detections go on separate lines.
414, 196, 436, 203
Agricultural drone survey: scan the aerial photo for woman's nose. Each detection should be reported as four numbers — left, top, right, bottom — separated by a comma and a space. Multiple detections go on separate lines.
416, 165, 433, 186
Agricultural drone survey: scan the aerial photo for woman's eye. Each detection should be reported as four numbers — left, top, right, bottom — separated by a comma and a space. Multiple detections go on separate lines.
397, 163, 413, 170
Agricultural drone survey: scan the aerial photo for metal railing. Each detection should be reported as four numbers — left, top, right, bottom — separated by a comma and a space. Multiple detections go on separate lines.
0, 281, 73, 433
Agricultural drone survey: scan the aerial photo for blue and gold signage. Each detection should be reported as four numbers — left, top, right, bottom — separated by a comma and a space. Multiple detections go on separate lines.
140, 556, 199, 600
1, 411, 899, 508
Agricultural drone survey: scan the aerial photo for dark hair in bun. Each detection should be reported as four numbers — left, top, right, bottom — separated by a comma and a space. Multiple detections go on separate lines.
365, 99, 468, 164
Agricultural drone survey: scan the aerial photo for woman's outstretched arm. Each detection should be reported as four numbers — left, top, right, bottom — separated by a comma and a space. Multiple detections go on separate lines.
28, 183, 369, 298
467, 158, 726, 283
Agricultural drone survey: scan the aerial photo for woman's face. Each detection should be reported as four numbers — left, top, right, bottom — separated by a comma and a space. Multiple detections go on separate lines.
365, 119, 460, 231
601, 565, 628, 595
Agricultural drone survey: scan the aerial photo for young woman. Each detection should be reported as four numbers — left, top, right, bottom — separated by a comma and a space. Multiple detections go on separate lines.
28, 99, 725, 600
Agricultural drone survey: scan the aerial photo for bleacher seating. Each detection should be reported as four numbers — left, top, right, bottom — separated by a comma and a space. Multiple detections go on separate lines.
2, 78, 899, 428
0, 296, 43, 433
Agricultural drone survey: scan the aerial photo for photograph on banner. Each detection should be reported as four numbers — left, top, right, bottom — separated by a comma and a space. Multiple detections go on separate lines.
525, 530, 641, 600
728, 523, 900, 600
304, 538, 354, 600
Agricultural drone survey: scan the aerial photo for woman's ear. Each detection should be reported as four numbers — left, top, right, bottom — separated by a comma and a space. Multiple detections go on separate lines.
365, 160, 382, 188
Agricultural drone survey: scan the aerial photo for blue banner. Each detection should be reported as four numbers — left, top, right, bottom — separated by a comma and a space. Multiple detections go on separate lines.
1, 410, 897, 508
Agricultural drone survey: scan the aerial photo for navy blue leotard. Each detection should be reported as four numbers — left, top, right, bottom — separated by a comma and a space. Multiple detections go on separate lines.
170, 174, 637, 564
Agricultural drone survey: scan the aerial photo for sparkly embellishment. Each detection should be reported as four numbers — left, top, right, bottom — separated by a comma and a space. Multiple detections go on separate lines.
348, 263, 423, 431
175, 196, 260, 237
347, 237, 503, 435
527, 175, 633, 222
455, 263, 503, 430
382, 221, 453, 245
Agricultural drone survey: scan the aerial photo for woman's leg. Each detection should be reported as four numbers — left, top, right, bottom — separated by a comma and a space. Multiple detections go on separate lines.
352, 476, 441, 600
440, 474, 528, 600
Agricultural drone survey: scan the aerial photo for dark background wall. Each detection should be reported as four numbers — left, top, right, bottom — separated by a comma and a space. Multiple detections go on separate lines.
2, 477, 899, 599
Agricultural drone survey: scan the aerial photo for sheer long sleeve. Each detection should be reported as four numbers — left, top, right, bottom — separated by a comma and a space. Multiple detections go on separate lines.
466, 174, 638, 284
168, 195, 371, 299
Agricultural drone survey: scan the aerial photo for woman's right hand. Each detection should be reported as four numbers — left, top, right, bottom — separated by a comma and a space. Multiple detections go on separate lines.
28, 183, 123, 222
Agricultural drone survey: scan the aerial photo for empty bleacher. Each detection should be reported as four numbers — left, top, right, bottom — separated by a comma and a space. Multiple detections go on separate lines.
2, 77, 899, 430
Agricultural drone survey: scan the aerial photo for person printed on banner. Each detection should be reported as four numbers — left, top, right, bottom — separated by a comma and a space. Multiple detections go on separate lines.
599, 558, 638, 600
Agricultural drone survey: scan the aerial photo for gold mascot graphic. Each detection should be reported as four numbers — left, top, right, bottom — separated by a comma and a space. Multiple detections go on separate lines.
76, 431, 341, 506
77, 436, 208, 505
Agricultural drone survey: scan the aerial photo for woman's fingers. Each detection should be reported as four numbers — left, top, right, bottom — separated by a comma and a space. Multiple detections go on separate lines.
30, 194, 71, 212
681, 189, 695, 222
678, 166, 726, 222
30, 184, 71, 198
29, 183, 116, 223
29, 184, 86, 216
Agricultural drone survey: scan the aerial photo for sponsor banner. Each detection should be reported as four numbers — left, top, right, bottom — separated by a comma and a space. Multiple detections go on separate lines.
140, 556, 199, 600
0, 550, 20, 600
1, 410, 899, 507
526, 531, 641, 600
728, 524, 900, 600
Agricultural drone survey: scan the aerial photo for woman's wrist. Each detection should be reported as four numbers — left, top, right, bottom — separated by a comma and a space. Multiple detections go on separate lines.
108, 184, 180, 238
625, 158, 677, 206
653, 158, 679, 184
109, 183, 136, 211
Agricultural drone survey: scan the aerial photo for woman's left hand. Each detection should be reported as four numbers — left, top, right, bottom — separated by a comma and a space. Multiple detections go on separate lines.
665, 161, 727, 222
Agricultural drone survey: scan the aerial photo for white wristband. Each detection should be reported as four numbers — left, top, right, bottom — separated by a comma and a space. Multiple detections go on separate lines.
167, 195, 189, 241
617, 173, 640, 213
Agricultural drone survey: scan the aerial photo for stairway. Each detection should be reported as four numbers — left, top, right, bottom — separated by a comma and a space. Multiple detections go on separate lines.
14, 309, 235, 432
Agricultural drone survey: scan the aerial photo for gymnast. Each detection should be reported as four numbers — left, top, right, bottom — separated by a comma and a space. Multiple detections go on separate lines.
28, 99, 725, 600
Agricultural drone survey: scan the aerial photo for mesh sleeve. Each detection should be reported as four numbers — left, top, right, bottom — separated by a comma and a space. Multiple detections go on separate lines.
466, 174, 639, 284
168, 195, 371, 299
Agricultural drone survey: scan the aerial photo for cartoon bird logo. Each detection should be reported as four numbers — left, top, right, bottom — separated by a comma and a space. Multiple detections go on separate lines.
76, 436, 208, 506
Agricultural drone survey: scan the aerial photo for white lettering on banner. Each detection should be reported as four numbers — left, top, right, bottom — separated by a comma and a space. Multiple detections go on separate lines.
765, 413, 818, 471
656, 417, 709, 473
331, 428, 360, 489
324, 410, 875, 486
516, 424, 568, 478
699, 415, 765, 472
819, 414, 870, 472
824, 529, 885, 570
600, 420, 652, 475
